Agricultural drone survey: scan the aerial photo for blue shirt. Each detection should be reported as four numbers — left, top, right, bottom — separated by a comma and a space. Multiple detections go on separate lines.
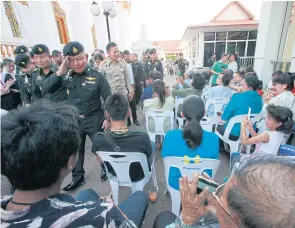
222, 90, 263, 136
161, 129, 219, 190
140, 84, 153, 101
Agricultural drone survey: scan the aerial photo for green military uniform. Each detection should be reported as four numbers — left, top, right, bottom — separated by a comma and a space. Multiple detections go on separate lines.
144, 48, 164, 79
14, 54, 34, 104
45, 41, 112, 185
100, 58, 132, 96
211, 60, 228, 86
31, 44, 67, 102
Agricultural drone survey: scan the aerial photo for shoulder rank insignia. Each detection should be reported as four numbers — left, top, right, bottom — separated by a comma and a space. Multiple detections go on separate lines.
73, 46, 78, 54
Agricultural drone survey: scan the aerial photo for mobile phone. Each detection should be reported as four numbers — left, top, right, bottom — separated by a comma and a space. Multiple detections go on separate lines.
197, 176, 219, 193
247, 107, 251, 119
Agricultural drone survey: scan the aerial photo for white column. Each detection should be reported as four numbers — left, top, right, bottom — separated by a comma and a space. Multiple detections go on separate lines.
116, 3, 131, 50
66, 2, 94, 54
23, 1, 61, 51
254, 1, 293, 86
94, 14, 109, 52
197, 32, 204, 68
290, 44, 295, 72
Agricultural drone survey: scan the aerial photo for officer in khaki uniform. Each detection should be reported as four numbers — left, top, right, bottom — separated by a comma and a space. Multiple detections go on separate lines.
46, 41, 112, 190
100, 42, 134, 101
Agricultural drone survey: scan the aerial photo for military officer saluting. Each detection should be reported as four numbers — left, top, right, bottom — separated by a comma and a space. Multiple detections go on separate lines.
32, 44, 67, 102
14, 54, 35, 105
144, 48, 164, 79
47, 41, 112, 191
100, 42, 134, 100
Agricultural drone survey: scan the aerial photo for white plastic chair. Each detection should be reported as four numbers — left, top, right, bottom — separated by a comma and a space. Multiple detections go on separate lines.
205, 98, 230, 125
175, 98, 185, 129
97, 151, 158, 205
164, 157, 221, 216
145, 109, 174, 142
215, 114, 263, 155
200, 117, 214, 132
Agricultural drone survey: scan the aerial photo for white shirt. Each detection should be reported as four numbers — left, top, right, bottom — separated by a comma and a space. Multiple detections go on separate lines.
126, 63, 134, 85
254, 131, 287, 155
227, 61, 238, 72
263, 91, 295, 120
203, 86, 232, 101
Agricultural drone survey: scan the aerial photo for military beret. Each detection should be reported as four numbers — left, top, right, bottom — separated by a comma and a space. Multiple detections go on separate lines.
123, 50, 130, 55
63, 42, 84, 56
52, 50, 62, 57
32, 44, 50, 55
15, 54, 30, 68
14, 45, 28, 55
149, 48, 156, 54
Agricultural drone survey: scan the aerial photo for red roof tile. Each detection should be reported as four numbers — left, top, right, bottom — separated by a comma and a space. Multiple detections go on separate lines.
152, 40, 181, 52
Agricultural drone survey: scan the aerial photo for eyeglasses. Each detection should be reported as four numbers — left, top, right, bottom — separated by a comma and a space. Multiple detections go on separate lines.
212, 183, 241, 227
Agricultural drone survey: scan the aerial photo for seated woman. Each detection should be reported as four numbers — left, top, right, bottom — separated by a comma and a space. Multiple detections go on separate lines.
217, 73, 263, 140
229, 71, 244, 93
264, 71, 295, 119
241, 104, 293, 156
1, 101, 148, 227
172, 73, 205, 98
143, 79, 174, 133
161, 95, 219, 190
203, 69, 233, 102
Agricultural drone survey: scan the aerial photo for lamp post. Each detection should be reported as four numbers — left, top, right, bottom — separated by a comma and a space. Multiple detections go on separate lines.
90, 1, 117, 43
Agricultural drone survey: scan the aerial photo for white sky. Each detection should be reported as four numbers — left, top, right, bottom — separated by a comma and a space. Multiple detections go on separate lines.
129, 0, 262, 42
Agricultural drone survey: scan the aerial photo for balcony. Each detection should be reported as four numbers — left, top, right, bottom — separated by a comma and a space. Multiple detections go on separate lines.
270, 60, 291, 72
1, 37, 32, 59
240, 57, 255, 68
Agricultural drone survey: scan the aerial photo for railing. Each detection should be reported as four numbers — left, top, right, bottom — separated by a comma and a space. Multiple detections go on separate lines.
240, 57, 255, 68
1, 37, 32, 59
270, 60, 291, 72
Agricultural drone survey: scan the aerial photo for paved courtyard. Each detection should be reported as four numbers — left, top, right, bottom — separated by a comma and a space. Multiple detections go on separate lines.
1, 74, 229, 227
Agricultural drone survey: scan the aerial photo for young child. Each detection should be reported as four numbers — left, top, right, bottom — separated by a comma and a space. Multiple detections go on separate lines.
241, 104, 293, 156
229, 71, 244, 93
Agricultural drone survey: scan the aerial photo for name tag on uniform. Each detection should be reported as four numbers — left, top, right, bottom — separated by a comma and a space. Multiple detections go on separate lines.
85, 77, 96, 81
85, 81, 95, 84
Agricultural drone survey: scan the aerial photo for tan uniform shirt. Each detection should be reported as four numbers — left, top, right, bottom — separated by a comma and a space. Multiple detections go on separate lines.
100, 58, 131, 96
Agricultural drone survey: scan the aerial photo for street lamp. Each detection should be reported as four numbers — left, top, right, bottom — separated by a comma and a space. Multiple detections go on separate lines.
90, 1, 117, 43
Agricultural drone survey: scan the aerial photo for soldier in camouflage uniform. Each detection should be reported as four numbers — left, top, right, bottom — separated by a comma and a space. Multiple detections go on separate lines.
100, 42, 134, 101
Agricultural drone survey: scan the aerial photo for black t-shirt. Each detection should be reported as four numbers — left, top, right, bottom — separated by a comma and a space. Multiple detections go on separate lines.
92, 130, 153, 182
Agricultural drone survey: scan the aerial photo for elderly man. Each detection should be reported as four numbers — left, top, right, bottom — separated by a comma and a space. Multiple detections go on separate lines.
154, 156, 295, 228
45, 41, 112, 191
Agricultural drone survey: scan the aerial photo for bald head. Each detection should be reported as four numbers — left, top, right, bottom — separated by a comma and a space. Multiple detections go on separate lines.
228, 157, 295, 228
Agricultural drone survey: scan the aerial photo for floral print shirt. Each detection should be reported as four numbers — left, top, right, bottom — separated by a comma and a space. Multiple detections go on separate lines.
1, 194, 136, 228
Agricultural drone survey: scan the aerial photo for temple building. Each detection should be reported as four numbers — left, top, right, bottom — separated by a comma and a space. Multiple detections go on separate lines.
1, 1, 132, 58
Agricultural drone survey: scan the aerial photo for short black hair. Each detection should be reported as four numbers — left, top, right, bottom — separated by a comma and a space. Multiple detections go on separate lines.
1, 101, 81, 190
105, 93, 129, 121
191, 73, 205, 90
106, 42, 118, 52
3, 58, 14, 65
228, 156, 295, 227
244, 66, 255, 75
244, 73, 259, 91
235, 71, 244, 79
0, 62, 3, 68
272, 71, 294, 91
149, 71, 162, 80
94, 53, 104, 61
230, 53, 237, 61
222, 70, 233, 86
52, 50, 62, 57
221, 53, 228, 58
